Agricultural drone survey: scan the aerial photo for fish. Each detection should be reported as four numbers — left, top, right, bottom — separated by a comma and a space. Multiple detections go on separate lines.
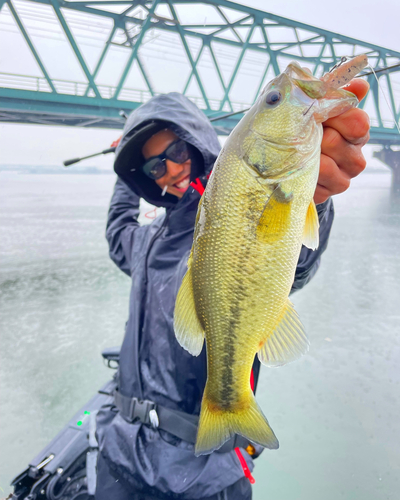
174, 55, 368, 456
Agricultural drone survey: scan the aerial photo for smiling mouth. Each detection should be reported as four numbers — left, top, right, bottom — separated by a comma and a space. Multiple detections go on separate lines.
173, 175, 190, 191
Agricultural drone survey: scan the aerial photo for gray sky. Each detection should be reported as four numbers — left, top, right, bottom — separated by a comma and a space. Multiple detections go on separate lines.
0, 0, 399, 168
245, 0, 399, 51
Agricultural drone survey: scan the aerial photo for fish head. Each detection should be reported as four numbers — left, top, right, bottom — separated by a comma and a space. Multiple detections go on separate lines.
286, 60, 364, 123
238, 58, 365, 181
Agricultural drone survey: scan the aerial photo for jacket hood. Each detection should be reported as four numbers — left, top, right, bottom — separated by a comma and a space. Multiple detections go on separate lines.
114, 93, 221, 208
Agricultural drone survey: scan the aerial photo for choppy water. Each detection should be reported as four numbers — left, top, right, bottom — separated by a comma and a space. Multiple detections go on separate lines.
1, 170, 399, 499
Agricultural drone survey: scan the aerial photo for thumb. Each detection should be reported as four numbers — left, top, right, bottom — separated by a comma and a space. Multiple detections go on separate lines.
342, 78, 370, 102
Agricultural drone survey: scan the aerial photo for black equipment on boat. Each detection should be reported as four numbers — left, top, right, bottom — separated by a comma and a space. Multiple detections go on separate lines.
10, 347, 120, 500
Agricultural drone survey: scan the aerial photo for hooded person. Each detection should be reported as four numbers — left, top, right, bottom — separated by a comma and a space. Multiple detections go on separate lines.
95, 92, 334, 499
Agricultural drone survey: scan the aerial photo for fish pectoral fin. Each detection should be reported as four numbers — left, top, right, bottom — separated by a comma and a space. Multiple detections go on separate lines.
256, 186, 292, 244
258, 299, 310, 367
302, 200, 319, 250
173, 267, 205, 356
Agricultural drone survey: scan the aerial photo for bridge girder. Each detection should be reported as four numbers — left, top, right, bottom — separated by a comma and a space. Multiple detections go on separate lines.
0, 0, 399, 144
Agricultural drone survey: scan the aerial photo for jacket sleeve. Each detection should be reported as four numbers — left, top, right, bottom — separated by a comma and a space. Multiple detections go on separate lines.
106, 177, 148, 276
291, 198, 334, 292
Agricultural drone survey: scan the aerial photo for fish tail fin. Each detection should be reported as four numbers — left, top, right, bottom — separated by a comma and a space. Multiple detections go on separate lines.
195, 389, 279, 456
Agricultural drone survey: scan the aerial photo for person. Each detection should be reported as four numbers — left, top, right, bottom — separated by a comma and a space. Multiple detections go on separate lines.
95, 80, 370, 499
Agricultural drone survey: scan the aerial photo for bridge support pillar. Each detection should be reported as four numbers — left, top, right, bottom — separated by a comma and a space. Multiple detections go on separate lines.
373, 146, 400, 188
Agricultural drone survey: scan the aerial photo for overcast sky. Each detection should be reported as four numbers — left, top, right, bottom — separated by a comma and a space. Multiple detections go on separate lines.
245, 0, 399, 51
0, 0, 399, 168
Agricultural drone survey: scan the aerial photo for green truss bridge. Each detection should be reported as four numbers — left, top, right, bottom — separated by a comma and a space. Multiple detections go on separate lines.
1, 0, 399, 148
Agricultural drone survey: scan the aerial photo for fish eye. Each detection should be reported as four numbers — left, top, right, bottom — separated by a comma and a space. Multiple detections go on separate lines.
265, 91, 282, 106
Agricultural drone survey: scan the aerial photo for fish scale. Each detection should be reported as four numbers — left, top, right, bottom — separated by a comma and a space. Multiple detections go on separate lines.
174, 55, 368, 455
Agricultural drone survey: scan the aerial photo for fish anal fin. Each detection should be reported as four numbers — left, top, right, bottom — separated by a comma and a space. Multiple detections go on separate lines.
258, 300, 309, 367
303, 200, 319, 250
173, 266, 205, 356
256, 186, 292, 244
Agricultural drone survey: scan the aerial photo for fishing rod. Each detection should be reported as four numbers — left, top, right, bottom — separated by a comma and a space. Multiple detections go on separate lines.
63, 147, 116, 166
63, 110, 127, 166
357, 62, 400, 77
63, 62, 400, 167
62, 106, 253, 166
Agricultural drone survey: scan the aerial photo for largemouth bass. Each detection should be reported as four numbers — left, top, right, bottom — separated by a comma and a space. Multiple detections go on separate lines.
174, 55, 368, 455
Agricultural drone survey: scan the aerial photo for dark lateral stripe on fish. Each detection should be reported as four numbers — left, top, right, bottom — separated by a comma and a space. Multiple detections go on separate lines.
219, 341, 236, 409
219, 277, 248, 409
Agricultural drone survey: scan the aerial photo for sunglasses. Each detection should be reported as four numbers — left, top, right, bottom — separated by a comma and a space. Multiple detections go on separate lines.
142, 139, 191, 180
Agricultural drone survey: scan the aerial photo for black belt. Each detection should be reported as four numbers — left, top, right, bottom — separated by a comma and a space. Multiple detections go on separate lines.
113, 389, 248, 453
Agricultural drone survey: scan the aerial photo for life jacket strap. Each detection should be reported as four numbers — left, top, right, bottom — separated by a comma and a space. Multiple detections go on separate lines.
113, 389, 249, 453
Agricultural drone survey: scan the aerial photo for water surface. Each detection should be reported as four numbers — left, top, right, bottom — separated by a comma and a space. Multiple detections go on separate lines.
1, 170, 399, 498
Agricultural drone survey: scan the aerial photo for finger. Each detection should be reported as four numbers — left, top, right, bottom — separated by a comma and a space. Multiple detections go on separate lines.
321, 126, 367, 179
316, 154, 351, 197
323, 107, 370, 145
342, 78, 370, 102
314, 184, 331, 205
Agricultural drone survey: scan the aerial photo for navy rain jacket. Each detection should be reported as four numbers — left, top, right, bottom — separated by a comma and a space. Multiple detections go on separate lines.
96, 93, 334, 498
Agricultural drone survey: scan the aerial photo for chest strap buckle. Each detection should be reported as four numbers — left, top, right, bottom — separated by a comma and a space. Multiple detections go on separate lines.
114, 390, 157, 426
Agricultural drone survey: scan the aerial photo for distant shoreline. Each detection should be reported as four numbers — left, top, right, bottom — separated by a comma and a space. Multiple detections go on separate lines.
0, 165, 113, 175
0, 164, 390, 176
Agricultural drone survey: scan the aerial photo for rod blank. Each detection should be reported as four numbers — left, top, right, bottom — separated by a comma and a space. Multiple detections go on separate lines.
63, 147, 116, 167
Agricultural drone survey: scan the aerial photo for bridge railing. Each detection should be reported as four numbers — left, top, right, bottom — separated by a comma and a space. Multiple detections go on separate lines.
0, 71, 397, 132
0, 72, 248, 112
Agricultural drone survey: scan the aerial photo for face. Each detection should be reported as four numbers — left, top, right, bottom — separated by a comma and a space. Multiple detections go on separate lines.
142, 129, 191, 199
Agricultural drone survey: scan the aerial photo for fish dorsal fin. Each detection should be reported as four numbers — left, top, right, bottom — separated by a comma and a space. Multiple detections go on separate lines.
194, 193, 203, 228
257, 186, 292, 244
302, 200, 319, 250
173, 262, 205, 356
258, 300, 309, 367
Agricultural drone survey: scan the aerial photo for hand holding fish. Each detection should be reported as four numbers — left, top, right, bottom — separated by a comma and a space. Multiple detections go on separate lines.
316, 78, 370, 204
